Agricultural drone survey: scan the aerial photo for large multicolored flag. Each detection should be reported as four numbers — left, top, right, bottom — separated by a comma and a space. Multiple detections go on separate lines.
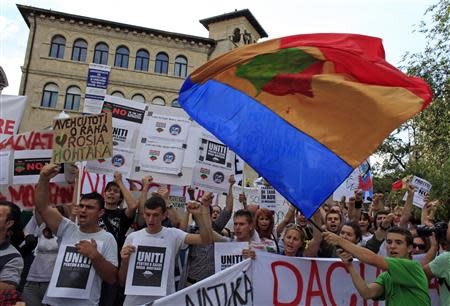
179, 33, 432, 218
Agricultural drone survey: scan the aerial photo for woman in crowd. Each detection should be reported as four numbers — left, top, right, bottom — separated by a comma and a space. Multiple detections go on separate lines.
254, 208, 279, 253
358, 212, 373, 246
339, 221, 362, 245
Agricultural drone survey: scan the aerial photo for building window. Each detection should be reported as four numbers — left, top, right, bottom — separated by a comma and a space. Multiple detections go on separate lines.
49, 35, 65, 59
64, 86, 81, 111
131, 94, 145, 103
171, 99, 181, 108
111, 91, 124, 98
93, 42, 109, 65
174, 56, 187, 77
71, 39, 87, 62
114, 46, 129, 68
154, 52, 168, 74
135, 49, 149, 71
151, 96, 165, 106
41, 83, 59, 108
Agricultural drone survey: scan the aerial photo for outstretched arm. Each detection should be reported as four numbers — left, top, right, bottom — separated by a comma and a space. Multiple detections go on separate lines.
184, 201, 213, 245
137, 176, 153, 227
400, 181, 414, 229
35, 163, 63, 234
114, 172, 138, 219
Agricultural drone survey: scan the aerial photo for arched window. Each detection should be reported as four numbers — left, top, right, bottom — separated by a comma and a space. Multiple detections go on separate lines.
151, 96, 165, 106
135, 49, 149, 71
114, 46, 129, 68
49, 35, 65, 59
111, 91, 124, 98
174, 56, 187, 77
93, 42, 109, 65
131, 94, 145, 103
171, 99, 181, 108
71, 39, 87, 62
41, 83, 59, 108
64, 86, 81, 111
154, 52, 168, 74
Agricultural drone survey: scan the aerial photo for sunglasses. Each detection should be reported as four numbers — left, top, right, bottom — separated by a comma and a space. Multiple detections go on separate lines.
413, 243, 426, 250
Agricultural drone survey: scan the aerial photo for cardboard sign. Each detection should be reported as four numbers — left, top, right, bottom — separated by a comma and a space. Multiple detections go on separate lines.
214, 242, 249, 273
47, 242, 102, 299
0, 95, 27, 141
125, 238, 172, 297
402, 176, 432, 208
83, 64, 110, 114
52, 113, 113, 163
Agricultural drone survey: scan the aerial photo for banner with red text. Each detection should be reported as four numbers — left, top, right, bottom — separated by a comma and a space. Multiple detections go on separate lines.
0, 95, 27, 142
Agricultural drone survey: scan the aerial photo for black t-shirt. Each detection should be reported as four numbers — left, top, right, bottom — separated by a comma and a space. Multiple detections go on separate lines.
98, 208, 133, 250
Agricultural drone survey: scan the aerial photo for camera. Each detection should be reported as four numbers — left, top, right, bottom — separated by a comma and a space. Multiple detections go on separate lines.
416, 221, 449, 241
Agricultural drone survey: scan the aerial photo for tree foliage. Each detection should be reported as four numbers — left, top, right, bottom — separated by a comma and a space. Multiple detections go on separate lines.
373, 0, 450, 221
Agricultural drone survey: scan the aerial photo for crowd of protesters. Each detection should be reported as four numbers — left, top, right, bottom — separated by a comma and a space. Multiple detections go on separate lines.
0, 163, 449, 306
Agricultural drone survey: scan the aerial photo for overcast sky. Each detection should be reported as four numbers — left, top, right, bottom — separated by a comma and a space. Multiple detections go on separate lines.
1, 0, 434, 95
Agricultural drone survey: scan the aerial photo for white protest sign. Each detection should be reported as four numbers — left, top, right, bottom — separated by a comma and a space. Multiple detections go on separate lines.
143, 113, 191, 143
333, 159, 373, 203
85, 147, 134, 177
138, 141, 184, 175
101, 95, 146, 149
13, 150, 65, 184
0, 95, 27, 142
47, 241, 103, 299
0, 151, 11, 185
125, 237, 172, 297
83, 64, 110, 114
260, 185, 278, 210
152, 259, 252, 306
402, 176, 432, 208
214, 241, 248, 273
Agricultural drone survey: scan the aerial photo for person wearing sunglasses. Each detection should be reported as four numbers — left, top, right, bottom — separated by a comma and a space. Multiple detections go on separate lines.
412, 236, 430, 255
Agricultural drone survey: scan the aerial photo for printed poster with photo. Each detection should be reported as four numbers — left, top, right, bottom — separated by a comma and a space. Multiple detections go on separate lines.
214, 242, 248, 273
13, 150, 65, 184
85, 147, 134, 177
101, 95, 146, 149
47, 242, 103, 299
125, 238, 172, 296
143, 113, 191, 143
138, 141, 184, 175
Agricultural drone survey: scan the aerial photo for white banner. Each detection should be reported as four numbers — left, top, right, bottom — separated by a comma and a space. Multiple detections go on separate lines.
151, 259, 252, 306
86, 147, 134, 177
142, 113, 191, 143
47, 242, 102, 299
0, 95, 27, 142
83, 64, 110, 114
125, 238, 172, 297
402, 176, 432, 208
333, 159, 373, 203
13, 149, 65, 184
214, 242, 248, 273
139, 142, 184, 175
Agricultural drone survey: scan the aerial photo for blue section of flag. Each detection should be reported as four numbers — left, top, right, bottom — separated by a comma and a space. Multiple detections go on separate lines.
180, 78, 353, 218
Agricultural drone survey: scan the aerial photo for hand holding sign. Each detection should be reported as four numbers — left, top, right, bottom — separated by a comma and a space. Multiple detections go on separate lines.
76, 239, 99, 259
121, 245, 136, 262
40, 163, 61, 181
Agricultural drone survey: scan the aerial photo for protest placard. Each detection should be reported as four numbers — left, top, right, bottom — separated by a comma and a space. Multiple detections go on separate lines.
52, 113, 113, 163
402, 175, 432, 208
85, 147, 134, 177
101, 95, 146, 148
125, 238, 172, 297
83, 64, 110, 114
142, 113, 191, 143
47, 242, 102, 299
138, 141, 184, 175
214, 241, 248, 273
0, 95, 27, 141
333, 159, 373, 203
13, 150, 65, 184
260, 185, 278, 210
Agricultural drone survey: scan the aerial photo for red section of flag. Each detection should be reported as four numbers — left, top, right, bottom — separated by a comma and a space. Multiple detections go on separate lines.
280, 34, 432, 109
392, 179, 404, 190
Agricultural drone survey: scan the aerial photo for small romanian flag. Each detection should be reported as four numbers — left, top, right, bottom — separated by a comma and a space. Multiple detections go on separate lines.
392, 176, 412, 190
179, 34, 432, 218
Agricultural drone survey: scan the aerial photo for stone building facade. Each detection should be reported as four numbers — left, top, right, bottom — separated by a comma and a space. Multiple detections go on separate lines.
16, 5, 267, 132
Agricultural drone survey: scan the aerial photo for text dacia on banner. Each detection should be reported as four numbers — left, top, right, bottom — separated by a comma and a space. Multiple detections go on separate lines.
402, 176, 432, 208
83, 63, 110, 114
252, 252, 440, 306
52, 113, 113, 163
333, 159, 373, 203
0, 95, 27, 142
0, 131, 73, 210
214, 242, 248, 273
151, 259, 252, 306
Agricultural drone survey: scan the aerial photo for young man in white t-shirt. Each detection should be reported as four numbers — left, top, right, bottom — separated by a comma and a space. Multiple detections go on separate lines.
35, 163, 118, 306
119, 195, 213, 305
